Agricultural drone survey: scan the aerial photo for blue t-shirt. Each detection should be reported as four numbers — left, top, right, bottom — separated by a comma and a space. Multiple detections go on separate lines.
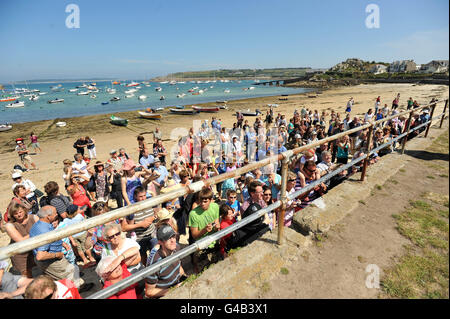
226, 200, 241, 216
154, 165, 168, 185
140, 155, 155, 168
29, 220, 63, 256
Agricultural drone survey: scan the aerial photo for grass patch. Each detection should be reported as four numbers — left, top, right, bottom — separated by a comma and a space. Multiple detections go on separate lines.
357, 256, 366, 263
376, 184, 383, 190
399, 168, 406, 173
381, 194, 449, 299
280, 267, 289, 275
260, 282, 271, 294
426, 175, 436, 180
439, 174, 448, 178
389, 179, 399, 185
359, 200, 366, 205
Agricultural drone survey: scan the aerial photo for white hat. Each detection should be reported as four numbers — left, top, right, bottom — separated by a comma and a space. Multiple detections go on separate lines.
12, 171, 22, 179
295, 134, 301, 139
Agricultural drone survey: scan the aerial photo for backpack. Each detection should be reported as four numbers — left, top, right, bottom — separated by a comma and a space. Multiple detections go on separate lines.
39, 195, 51, 207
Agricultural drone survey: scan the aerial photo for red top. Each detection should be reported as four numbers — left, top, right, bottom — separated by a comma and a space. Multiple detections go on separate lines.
56, 279, 82, 299
103, 263, 138, 299
220, 217, 236, 255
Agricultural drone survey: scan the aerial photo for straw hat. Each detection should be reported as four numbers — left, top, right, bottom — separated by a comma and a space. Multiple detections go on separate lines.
157, 208, 174, 221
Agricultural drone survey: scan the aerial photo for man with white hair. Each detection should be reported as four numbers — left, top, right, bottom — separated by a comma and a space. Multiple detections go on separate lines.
29, 206, 84, 289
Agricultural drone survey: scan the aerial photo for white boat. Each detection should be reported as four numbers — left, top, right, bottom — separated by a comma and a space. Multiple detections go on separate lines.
125, 88, 137, 94
69, 89, 78, 92
198, 90, 204, 94
160, 96, 165, 100
169, 81, 177, 85
249, 86, 255, 90
135, 86, 141, 89
106, 88, 116, 94
159, 81, 169, 84
56, 122, 66, 127
224, 89, 230, 93
38, 92, 47, 95
77, 91, 90, 95
6, 100, 25, 108
155, 87, 162, 92
177, 81, 186, 84
110, 96, 120, 101
0, 124, 12, 132
177, 93, 186, 98
90, 94, 97, 99
29, 95, 39, 101
125, 94, 135, 98
145, 84, 151, 87
138, 95, 147, 100
48, 98, 64, 104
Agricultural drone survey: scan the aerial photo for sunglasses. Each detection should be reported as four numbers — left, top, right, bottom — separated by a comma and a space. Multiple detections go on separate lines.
288, 179, 296, 182
201, 199, 211, 202
264, 193, 272, 196
107, 232, 121, 240
228, 196, 237, 199
94, 202, 105, 210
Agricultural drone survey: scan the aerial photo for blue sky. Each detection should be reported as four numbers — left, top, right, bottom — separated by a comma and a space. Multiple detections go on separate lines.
0, 0, 448, 82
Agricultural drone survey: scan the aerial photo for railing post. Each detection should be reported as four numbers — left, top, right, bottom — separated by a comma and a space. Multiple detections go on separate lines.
439, 99, 448, 129
424, 102, 437, 138
401, 112, 414, 155
277, 156, 289, 245
360, 124, 374, 181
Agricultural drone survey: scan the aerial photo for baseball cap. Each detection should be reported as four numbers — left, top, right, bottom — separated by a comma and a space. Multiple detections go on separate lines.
110, 149, 117, 154
12, 171, 22, 179
157, 224, 176, 242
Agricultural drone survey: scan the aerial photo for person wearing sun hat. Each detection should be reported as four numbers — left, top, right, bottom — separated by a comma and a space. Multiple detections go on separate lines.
107, 149, 123, 173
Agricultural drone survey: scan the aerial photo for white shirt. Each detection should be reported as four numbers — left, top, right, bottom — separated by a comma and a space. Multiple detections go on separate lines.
101, 238, 142, 273
72, 160, 90, 179
12, 179, 36, 199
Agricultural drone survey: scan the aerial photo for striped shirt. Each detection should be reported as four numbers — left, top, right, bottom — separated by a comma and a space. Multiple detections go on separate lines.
145, 244, 181, 288
129, 208, 156, 242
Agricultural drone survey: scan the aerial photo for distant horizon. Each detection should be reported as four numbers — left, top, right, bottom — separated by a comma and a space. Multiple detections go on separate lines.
0, 58, 446, 85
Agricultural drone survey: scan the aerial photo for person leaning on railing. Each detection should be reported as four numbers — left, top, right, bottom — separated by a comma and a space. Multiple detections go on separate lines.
144, 224, 186, 299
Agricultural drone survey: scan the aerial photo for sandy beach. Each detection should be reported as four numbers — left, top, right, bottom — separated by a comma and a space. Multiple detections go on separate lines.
0, 82, 448, 247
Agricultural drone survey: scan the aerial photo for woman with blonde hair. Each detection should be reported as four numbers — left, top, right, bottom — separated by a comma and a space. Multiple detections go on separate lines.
4, 201, 39, 277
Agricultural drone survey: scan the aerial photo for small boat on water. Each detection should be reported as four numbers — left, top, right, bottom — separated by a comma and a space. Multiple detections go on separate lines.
0, 96, 18, 102
138, 111, 162, 119
38, 92, 47, 95
155, 87, 162, 92
0, 124, 12, 132
90, 94, 97, 99
125, 88, 137, 94
110, 97, 120, 102
110, 115, 129, 126
169, 108, 199, 115
69, 89, 78, 92
77, 91, 90, 95
160, 96, 165, 100
237, 109, 261, 116
224, 89, 230, 93
6, 100, 25, 108
138, 95, 147, 100
126, 81, 140, 87
101, 102, 109, 105
29, 95, 39, 101
125, 94, 135, 98
177, 93, 186, 98
48, 98, 64, 104
192, 105, 220, 113
56, 122, 66, 127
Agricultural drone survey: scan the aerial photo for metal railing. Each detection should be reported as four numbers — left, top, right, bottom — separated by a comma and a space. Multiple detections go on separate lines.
0, 98, 447, 299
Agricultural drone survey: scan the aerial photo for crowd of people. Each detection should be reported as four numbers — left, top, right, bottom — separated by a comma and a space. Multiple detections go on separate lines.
0, 94, 435, 299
